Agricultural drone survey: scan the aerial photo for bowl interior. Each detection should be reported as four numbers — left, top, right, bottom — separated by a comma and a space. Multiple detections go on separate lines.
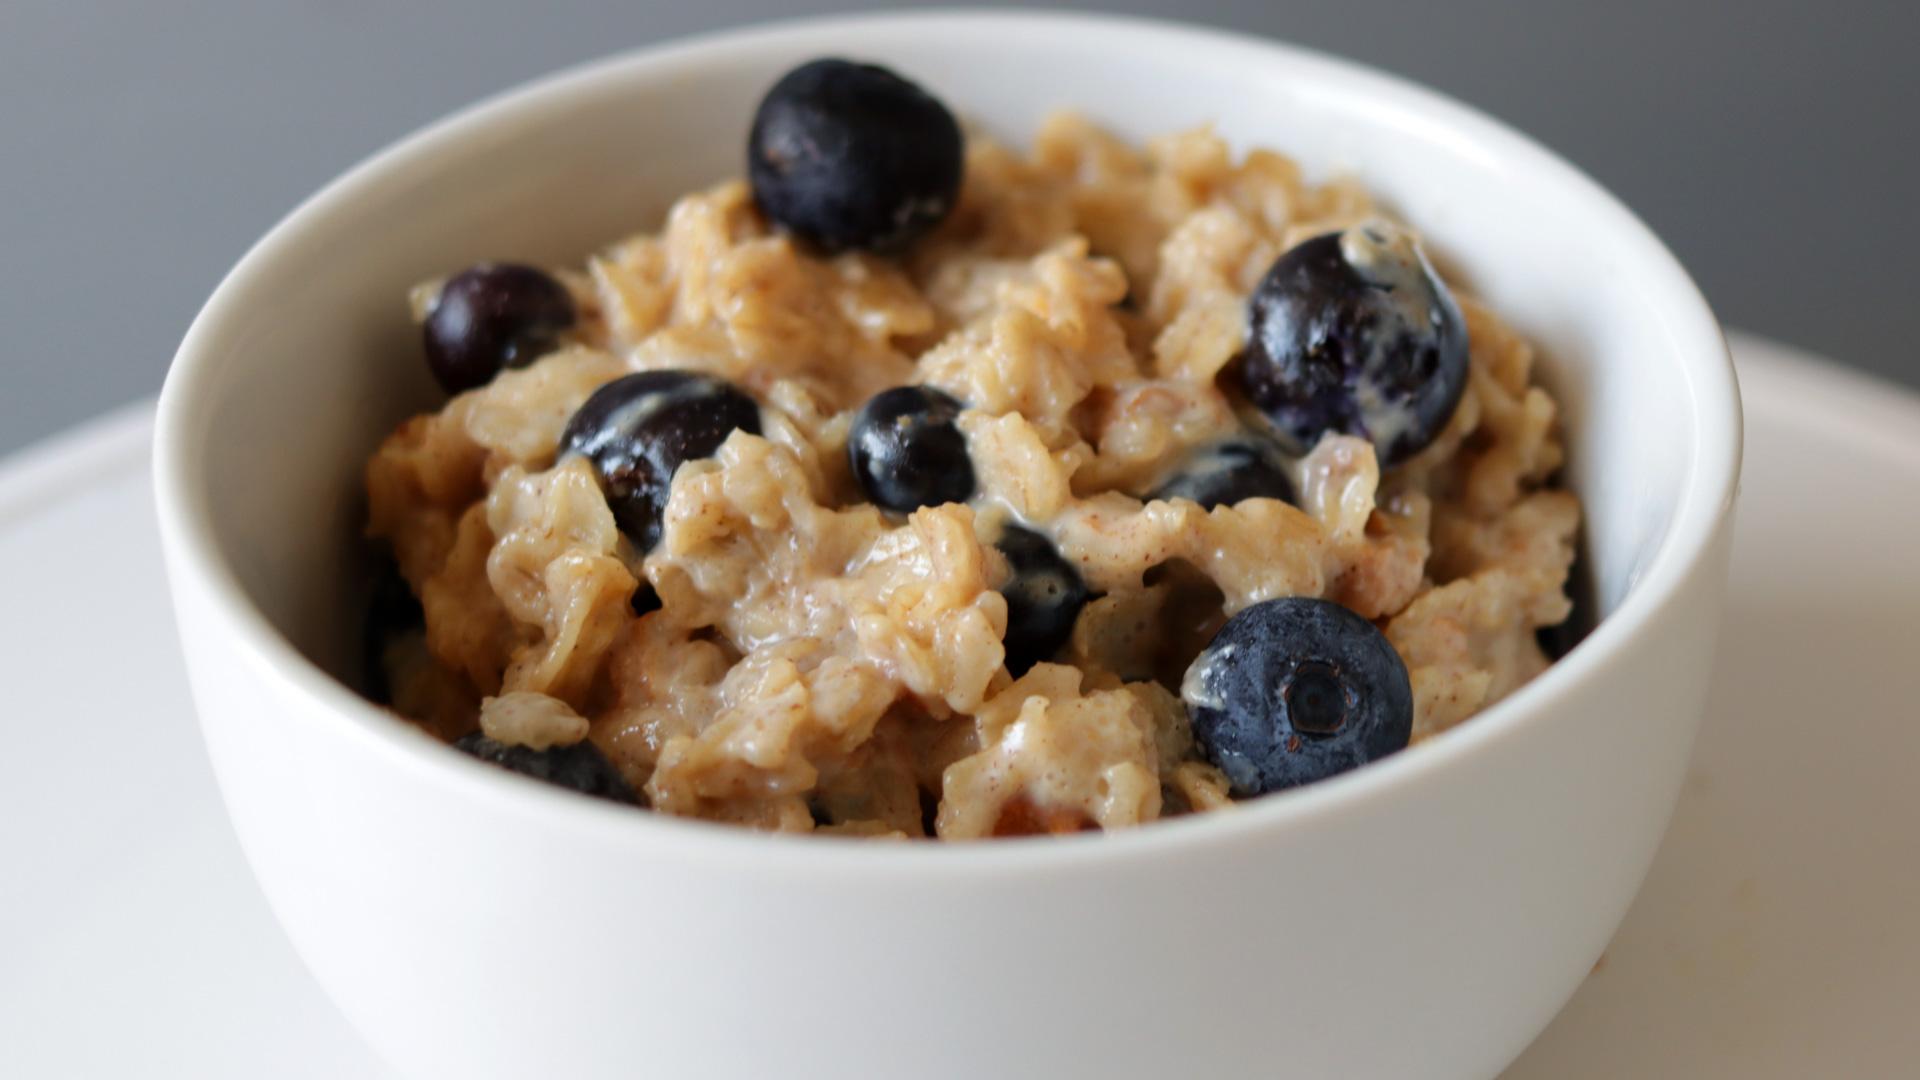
167, 15, 1724, 717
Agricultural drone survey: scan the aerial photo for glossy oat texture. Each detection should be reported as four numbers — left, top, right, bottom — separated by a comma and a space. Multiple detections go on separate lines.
367, 114, 1577, 837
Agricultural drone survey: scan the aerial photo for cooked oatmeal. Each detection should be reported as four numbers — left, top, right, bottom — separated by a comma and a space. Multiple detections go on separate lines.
365, 100, 1579, 839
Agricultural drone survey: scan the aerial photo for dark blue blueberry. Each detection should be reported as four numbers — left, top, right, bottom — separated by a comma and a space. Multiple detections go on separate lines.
1233, 224, 1468, 465
748, 58, 964, 253
453, 733, 638, 804
996, 526, 1091, 677
1182, 596, 1412, 797
561, 371, 761, 552
1149, 436, 1295, 509
423, 263, 575, 394
362, 557, 423, 704
847, 386, 975, 512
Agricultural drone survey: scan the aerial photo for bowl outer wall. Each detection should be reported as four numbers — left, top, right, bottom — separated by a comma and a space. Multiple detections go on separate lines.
169, 527, 1729, 1079
153, 11, 1740, 1080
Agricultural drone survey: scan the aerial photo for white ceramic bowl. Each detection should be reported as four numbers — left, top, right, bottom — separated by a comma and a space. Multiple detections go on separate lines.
154, 12, 1740, 1079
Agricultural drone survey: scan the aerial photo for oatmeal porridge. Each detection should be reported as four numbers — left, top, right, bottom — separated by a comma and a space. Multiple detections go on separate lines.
363, 58, 1581, 839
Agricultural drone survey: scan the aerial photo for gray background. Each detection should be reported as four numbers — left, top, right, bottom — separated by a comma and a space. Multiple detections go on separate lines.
3, 0, 1915, 455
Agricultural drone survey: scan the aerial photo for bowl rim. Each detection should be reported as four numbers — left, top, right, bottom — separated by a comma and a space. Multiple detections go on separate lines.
153, 8, 1742, 875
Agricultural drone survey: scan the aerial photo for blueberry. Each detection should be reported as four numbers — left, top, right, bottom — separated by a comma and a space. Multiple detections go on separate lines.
423, 263, 576, 394
1149, 436, 1295, 509
847, 386, 975, 512
748, 58, 964, 253
1232, 223, 1468, 465
1182, 596, 1412, 797
453, 733, 638, 804
996, 526, 1091, 677
561, 371, 762, 552
362, 557, 423, 704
